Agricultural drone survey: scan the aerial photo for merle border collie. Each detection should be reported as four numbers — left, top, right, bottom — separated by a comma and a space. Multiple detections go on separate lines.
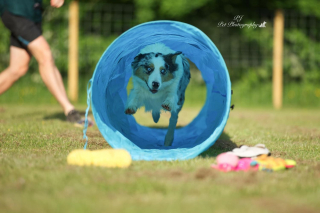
125, 43, 190, 146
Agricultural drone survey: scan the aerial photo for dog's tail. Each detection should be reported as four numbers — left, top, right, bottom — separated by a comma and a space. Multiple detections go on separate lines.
152, 111, 160, 123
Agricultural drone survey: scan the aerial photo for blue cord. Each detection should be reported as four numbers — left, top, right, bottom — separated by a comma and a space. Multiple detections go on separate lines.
83, 78, 93, 149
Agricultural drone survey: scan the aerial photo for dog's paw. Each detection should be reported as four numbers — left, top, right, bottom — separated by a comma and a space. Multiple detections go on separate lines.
125, 106, 137, 115
162, 104, 171, 111
162, 100, 173, 111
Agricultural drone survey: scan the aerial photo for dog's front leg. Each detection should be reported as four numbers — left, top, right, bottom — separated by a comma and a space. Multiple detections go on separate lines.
164, 111, 178, 146
125, 89, 141, 115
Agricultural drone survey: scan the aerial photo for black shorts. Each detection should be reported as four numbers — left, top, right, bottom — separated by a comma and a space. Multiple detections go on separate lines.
1, 10, 42, 50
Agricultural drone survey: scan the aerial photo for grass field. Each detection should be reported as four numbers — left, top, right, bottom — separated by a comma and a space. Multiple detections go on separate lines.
0, 103, 319, 213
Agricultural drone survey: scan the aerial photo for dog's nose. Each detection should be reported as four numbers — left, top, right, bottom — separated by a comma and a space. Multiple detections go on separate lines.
152, 81, 159, 89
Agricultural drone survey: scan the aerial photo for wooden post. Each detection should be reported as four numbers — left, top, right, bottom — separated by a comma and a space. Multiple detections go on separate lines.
272, 9, 284, 109
68, 1, 79, 101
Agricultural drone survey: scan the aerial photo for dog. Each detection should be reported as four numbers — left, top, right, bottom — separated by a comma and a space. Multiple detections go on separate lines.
124, 43, 190, 146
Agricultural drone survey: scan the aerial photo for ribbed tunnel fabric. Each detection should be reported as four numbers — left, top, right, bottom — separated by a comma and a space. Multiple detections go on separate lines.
85, 21, 231, 161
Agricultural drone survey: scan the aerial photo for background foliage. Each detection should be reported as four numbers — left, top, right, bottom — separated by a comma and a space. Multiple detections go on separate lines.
0, 0, 319, 107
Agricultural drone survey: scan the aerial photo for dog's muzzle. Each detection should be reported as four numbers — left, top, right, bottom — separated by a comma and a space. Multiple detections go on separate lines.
145, 81, 158, 94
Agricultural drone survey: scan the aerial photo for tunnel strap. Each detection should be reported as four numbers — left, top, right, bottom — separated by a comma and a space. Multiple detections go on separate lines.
83, 78, 93, 149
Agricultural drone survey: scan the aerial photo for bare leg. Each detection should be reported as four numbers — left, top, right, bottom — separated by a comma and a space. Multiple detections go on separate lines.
28, 36, 74, 115
53, 66, 70, 105
0, 46, 30, 94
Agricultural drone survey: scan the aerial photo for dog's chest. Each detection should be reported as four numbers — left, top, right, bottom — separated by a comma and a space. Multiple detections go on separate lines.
144, 90, 168, 111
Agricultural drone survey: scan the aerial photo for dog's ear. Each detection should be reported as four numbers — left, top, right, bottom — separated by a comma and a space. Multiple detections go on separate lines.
170, 51, 182, 63
164, 51, 182, 72
133, 54, 144, 61
131, 53, 145, 68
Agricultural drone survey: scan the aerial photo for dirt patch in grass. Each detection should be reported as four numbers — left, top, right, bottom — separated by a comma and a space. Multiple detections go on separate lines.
253, 114, 271, 123
290, 126, 320, 135
217, 171, 259, 189
314, 163, 320, 178
0, 107, 5, 113
126, 168, 219, 182
255, 198, 319, 213
194, 168, 217, 180
294, 159, 317, 167
314, 163, 320, 172
168, 169, 185, 178
86, 131, 103, 138
55, 130, 109, 149
57, 132, 81, 139
89, 139, 111, 149
128, 167, 226, 183
272, 151, 288, 158
237, 171, 259, 185
131, 168, 188, 180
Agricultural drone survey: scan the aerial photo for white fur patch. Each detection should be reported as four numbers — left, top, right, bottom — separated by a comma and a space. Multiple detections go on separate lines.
140, 43, 175, 55
147, 57, 165, 90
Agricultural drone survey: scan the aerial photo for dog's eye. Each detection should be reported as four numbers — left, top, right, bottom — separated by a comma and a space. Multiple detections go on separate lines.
147, 67, 152, 72
160, 69, 166, 75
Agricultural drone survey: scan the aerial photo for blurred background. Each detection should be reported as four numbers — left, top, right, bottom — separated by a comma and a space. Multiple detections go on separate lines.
0, 0, 319, 108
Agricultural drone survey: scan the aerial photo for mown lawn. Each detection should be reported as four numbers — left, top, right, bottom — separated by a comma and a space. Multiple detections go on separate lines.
0, 104, 319, 213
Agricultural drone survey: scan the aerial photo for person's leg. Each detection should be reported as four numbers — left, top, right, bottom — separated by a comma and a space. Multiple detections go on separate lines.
27, 35, 74, 115
0, 46, 31, 94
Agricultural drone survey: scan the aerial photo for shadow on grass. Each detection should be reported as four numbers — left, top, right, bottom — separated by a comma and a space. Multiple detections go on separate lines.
147, 125, 237, 155
199, 132, 237, 158
43, 111, 90, 121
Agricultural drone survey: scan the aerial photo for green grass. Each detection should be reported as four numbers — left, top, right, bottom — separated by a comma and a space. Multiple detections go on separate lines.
0, 104, 320, 213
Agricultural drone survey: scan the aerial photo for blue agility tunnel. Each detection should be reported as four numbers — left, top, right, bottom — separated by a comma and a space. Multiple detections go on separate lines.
84, 21, 231, 161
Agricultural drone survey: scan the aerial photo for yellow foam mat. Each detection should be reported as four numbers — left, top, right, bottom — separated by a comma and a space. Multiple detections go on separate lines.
67, 149, 132, 168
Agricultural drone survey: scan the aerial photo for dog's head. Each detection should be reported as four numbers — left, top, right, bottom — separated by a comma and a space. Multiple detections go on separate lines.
131, 51, 182, 94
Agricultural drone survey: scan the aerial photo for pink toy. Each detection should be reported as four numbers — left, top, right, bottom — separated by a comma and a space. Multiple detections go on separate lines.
211, 152, 239, 172
235, 158, 258, 171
